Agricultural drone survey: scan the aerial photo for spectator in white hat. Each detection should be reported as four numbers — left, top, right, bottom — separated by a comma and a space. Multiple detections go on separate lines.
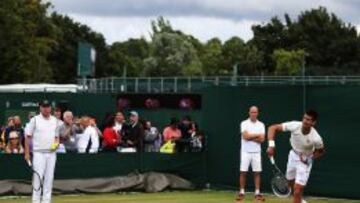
124, 111, 144, 152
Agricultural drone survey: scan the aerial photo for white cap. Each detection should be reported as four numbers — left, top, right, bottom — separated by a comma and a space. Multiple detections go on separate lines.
130, 111, 139, 117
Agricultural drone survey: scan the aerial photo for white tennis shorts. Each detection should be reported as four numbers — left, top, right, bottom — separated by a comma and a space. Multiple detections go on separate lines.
286, 150, 313, 186
240, 151, 262, 172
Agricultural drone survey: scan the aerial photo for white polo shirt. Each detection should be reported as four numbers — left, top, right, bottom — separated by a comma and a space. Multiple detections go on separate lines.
27, 114, 60, 152
282, 121, 324, 156
77, 126, 99, 153
240, 119, 265, 153
87, 126, 99, 153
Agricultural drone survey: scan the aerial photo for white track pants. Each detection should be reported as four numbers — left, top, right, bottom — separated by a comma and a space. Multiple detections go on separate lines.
32, 152, 57, 203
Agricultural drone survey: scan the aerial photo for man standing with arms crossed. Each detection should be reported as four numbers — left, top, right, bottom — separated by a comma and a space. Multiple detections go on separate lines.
267, 110, 325, 203
24, 100, 60, 203
236, 106, 265, 202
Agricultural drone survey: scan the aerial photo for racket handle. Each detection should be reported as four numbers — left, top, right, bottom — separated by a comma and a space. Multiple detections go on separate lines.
27, 160, 32, 167
270, 156, 275, 165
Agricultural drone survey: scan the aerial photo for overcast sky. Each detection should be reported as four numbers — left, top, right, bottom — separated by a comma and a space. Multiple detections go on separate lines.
50, 0, 360, 44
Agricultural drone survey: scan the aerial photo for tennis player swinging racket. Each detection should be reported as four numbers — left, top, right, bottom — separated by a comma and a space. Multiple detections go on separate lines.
267, 110, 325, 203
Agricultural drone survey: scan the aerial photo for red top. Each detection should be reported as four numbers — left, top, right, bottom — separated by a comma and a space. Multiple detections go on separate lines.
102, 127, 119, 148
163, 126, 182, 142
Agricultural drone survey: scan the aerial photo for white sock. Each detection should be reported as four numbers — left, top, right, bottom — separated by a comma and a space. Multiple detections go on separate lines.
255, 189, 260, 195
240, 189, 245, 194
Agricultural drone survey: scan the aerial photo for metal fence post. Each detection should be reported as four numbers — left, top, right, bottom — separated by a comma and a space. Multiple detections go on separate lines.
174, 77, 178, 93
215, 77, 219, 86
111, 77, 114, 93
135, 78, 139, 93
188, 77, 191, 92
92, 78, 96, 93
160, 77, 164, 93
82, 78, 86, 93
148, 77, 151, 93
106, 78, 109, 93
99, 79, 103, 93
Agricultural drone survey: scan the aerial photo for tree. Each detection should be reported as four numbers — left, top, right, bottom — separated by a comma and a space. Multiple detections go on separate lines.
1, 3, 359, 82
143, 18, 202, 76
0, 0, 59, 83
49, 12, 109, 83
251, 7, 360, 75
273, 49, 305, 75
107, 38, 149, 77
143, 32, 202, 76
222, 37, 264, 75
200, 38, 224, 75
151, 16, 174, 34
286, 7, 359, 74
0, 0, 109, 84
250, 17, 288, 73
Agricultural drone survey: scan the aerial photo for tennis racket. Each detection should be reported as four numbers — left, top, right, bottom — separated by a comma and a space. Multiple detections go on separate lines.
269, 156, 291, 198
26, 144, 58, 192
26, 159, 44, 192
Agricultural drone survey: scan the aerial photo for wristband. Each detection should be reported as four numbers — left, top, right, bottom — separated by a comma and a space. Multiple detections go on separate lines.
268, 140, 275, 148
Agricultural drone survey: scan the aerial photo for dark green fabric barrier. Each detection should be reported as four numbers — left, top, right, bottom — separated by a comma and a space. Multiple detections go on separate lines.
0, 153, 205, 186
202, 86, 302, 190
202, 86, 360, 199
304, 86, 360, 199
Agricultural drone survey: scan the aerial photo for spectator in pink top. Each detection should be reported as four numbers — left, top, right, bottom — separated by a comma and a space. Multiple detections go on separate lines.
163, 117, 182, 142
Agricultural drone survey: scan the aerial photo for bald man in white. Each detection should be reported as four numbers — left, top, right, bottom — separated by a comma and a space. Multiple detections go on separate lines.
236, 106, 266, 202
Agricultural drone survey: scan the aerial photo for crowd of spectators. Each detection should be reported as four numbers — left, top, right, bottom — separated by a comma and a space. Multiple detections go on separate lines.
0, 109, 205, 154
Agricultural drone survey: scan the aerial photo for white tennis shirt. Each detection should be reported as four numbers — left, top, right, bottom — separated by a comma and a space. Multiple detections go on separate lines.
26, 114, 60, 151
282, 121, 324, 156
240, 119, 265, 153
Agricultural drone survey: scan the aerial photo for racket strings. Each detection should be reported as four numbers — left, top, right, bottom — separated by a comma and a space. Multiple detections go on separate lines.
270, 161, 292, 198
273, 176, 288, 193
271, 175, 291, 197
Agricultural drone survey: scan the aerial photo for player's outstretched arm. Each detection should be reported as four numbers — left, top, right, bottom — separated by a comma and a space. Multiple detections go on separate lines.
266, 124, 283, 157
